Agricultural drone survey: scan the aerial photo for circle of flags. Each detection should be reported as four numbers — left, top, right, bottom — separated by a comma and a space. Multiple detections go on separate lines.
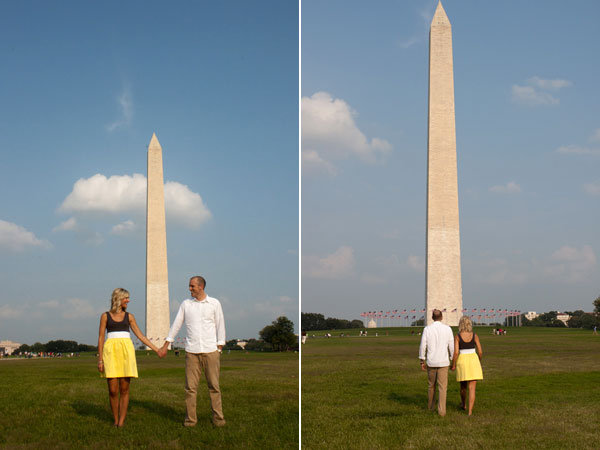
360, 308, 522, 327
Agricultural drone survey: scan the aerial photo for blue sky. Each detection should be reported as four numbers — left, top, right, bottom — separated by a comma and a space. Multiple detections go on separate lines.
0, 1, 298, 345
302, 0, 600, 321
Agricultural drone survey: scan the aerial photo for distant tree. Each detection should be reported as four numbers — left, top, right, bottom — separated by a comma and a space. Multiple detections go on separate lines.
224, 339, 239, 350
411, 318, 425, 326
77, 343, 97, 352
349, 320, 364, 328
46, 340, 79, 353
245, 338, 272, 352
14, 344, 31, 354
593, 296, 600, 314
30, 342, 45, 353
259, 316, 296, 351
301, 313, 327, 331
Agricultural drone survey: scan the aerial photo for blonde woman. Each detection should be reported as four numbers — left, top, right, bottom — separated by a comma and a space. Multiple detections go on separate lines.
450, 316, 483, 415
97, 288, 162, 427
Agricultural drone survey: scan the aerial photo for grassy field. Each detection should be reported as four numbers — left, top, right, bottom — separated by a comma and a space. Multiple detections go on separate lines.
301, 326, 600, 449
0, 350, 298, 449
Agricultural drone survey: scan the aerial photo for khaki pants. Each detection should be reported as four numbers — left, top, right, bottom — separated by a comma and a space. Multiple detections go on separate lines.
427, 366, 448, 416
184, 351, 225, 426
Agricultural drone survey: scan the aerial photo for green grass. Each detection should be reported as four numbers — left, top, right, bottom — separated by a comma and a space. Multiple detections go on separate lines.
0, 350, 298, 449
301, 327, 600, 449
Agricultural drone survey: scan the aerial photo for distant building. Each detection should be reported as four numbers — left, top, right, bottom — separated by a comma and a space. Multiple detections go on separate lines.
367, 319, 377, 328
556, 313, 571, 326
525, 311, 539, 321
0, 340, 21, 355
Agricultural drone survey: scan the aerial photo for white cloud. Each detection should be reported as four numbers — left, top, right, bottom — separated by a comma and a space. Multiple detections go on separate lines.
556, 145, 600, 155
408, 255, 425, 272
0, 304, 25, 319
53, 217, 78, 232
107, 85, 133, 132
59, 173, 212, 229
0, 220, 52, 252
490, 181, 521, 194
301, 92, 392, 174
512, 76, 571, 106
527, 76, 572, 90
39, 300, 59, 309
254, 295, 296, 317
511, 85, 559, 106
583, 181, 600, 196
361, 254, 404, 284
544, 245, 597, 283
302, 150, 337, 176
303, 246, 355, 279
479, 258, 529, 285
111, 220, 137, 235
62, 298, 102, 320
589, 129, 600, 143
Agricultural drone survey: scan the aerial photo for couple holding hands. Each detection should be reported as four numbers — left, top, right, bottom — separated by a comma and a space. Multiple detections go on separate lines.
97, 276, 226, 428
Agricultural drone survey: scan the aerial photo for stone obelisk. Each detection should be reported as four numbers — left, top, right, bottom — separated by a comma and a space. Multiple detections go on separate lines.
426, 2, 462, 326
146, 133, 170, 345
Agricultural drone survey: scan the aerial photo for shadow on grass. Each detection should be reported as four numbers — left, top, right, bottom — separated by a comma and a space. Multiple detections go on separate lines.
71, 400, 107, 419
130, 399, 181, 423
387, 391, 423, 407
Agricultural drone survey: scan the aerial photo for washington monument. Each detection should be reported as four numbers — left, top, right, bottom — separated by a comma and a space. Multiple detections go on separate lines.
146, 133, 170, 343
426, 2, 463, 326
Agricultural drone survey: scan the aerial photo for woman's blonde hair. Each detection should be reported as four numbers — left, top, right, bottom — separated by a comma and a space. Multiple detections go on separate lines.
458, 315, 473, 333
110, 288, 129, 313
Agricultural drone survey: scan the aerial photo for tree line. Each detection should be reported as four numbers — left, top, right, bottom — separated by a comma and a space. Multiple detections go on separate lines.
301, 313, 364, 331
15, 340, 97, 354
222, 316, 298, 352
521, 296, 600, 329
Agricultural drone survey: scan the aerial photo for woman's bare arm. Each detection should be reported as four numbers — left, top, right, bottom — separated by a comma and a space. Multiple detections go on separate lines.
97, 313, 107, 372
129, 313, 160, 354
451, 335, 459, 369
474, 334, 483, 359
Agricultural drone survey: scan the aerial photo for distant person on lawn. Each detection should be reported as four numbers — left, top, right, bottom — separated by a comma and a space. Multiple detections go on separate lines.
418, 309, 454, 416
451, 316, 483, 415
97, 288, 162, 427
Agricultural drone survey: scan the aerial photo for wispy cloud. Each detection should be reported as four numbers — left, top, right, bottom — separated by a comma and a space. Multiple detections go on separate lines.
490, 181, 521, 194
555, 128, 600, 156
583, 181, 600, 196
302, 92, 392, 176
62, 298, 103, 320
106, 85, 133, 132
303, 246, 355, 279
111, 220, 138, 235
511, 76, 571, 106
0, 304, 25, 319
544, 245, 597, 283
556, 145, 600, 155
397, 2, 437, 49
53, 217, 78, 232
0, 219, 52, 252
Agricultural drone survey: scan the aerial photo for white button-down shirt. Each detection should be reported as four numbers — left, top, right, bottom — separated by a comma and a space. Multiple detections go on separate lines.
418, 320, 454, 367
166, 295, 226, 353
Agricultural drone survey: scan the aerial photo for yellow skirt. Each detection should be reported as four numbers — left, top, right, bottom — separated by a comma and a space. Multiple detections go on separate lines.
456, 352, 483, 382
102, 338, 138, 378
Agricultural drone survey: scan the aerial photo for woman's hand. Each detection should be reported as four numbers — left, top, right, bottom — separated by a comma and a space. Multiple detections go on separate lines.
97, 360, 104, 373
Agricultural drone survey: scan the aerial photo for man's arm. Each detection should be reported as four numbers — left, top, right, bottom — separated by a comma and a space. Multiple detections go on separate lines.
159, 302, 185, 356
447, 328, 455, 361
418, 328, 428, 370
215, 300, 226, 351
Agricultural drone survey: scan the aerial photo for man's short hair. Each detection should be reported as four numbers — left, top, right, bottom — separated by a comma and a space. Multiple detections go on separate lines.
432, 309, 443, 321
190, 275, 206, 289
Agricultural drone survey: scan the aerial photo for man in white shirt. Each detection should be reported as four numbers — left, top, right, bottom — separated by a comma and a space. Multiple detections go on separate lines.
418, 309, 454, 416
159, 276, 226, 427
